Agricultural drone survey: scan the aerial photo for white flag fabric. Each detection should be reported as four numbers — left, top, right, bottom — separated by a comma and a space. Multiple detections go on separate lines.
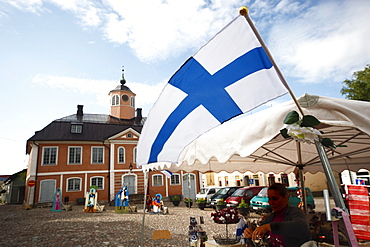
137, 15, 288, 167
160, 170, 173, 178
236, 218, 248, 243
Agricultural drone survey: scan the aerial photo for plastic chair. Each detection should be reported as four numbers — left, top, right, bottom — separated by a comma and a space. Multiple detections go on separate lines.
152, 230, 171, 247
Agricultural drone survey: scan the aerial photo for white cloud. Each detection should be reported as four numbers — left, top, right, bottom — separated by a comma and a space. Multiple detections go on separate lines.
3, 0, 246, 62
4, 0, 44, 13
100, 0, 245, 63
32, 74, 165, 115
267, 0, 370, 84
49, 0, 102, 27
4, 0, 369, 85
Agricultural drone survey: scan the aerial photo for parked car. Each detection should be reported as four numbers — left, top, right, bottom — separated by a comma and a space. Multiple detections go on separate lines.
195, 186, 221, 205
225, 186, 266, 208
210, 186, 243, 207
250, 186, 315, 214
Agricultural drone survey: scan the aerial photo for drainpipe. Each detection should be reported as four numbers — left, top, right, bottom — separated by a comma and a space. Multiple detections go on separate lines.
32, 141, 40, 207
102, 141, 111, 203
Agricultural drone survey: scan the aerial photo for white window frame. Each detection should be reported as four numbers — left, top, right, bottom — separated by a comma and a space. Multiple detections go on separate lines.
118, 146, 125, 164
91, 176, 104, 190
130, 96, 135, 107
67, 177, 81, 192
111, 94, 119, 106
42, 147, 58, 166
152, 174, 163, 186
133, 147, 137, 164
68, 146, 82, 164
71, 124, 83, 133
170, 173, 181, 185
91, 146, 104, 164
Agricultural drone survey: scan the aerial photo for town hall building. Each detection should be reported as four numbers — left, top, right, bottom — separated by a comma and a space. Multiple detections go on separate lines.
25, 72, 200, 205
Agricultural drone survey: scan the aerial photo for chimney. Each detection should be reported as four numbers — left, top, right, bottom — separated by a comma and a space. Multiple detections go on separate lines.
135, 108, 142, 124
77, 105, 84, 116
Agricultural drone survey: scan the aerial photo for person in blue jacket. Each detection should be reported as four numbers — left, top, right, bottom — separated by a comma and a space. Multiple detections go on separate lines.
244, 183, 312, 247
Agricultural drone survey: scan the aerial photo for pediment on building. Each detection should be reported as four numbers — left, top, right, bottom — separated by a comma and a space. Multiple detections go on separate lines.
108, 128, 140, 140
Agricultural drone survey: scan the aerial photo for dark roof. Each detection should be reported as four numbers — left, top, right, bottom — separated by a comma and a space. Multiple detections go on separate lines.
110, 84, 134, 93
26, 113, 145, 154
4, 169, 27, 185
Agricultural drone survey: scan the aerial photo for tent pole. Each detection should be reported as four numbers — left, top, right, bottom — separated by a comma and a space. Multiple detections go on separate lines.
140, 170, 149, 247
296, 142, 308, 214
298, 166, 307, 214
315, 140, 358, 247
314, 140, 348, 213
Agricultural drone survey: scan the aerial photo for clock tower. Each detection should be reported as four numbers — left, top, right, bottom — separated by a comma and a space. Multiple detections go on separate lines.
109, 68, 136, 120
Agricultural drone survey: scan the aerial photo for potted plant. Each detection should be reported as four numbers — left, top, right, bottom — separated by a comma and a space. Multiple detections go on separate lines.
216, 198, 227, 211
171, 195, 180, 206
184, 198, 193, 208
237, 199, 249, 216
196, 198, 207, 210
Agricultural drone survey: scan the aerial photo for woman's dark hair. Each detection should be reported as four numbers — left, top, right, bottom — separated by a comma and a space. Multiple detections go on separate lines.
268, 183, 288, 197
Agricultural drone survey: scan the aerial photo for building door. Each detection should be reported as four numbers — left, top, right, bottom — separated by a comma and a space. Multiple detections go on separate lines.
124, 175, 136, 195
10, 185, 25, 204
39, 180, 56, 203
182, 173, 196, 200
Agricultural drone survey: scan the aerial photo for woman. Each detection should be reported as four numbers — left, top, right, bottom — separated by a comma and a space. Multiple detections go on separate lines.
244, 183, 311, 247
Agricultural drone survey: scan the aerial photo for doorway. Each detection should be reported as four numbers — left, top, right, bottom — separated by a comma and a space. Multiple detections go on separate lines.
182, 173, 196, 200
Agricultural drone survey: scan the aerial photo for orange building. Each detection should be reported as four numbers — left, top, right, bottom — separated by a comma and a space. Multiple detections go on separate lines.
25, 72, 200, 205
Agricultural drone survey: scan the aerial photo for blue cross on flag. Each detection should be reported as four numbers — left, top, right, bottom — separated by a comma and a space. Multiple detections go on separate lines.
137, 15, 288, 167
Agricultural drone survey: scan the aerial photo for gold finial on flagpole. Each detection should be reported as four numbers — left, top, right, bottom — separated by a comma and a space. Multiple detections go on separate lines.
239, 6, 248, 16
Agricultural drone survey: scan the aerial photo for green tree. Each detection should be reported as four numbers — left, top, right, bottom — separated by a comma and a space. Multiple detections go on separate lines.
341, 65, 370, 101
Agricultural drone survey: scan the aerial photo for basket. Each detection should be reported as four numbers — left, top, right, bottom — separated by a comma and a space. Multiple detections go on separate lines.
213, 233, 239, 245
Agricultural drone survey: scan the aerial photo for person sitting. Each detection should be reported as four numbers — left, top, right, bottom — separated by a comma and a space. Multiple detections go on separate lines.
146, 194, 153, 212
244, 183, 312, 247
152, 193, 164, 213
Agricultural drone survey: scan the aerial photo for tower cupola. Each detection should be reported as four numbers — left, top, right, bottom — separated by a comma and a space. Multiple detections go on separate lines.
109, 67, 136, 120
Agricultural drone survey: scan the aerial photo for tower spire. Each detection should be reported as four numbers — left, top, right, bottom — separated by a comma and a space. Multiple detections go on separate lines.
120, 66, 126, 85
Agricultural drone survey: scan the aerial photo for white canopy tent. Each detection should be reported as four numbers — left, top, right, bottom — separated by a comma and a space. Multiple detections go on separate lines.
142, 94, 370, 175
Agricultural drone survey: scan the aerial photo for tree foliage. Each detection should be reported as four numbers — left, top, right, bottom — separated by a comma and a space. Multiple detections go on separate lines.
341, 65, 370, 101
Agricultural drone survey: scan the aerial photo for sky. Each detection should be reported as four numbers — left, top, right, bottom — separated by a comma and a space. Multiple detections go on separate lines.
0, 0, 369, 175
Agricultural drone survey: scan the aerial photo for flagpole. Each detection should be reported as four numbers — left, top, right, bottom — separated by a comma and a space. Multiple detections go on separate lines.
239, 7, 305, 117
140, 170, 149, 247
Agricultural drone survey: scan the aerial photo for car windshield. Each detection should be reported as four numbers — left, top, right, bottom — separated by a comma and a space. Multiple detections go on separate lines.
257, 188, 268, 197
198, 188, 207, 194
231, 189, 245, 197
215, 188, 229, 195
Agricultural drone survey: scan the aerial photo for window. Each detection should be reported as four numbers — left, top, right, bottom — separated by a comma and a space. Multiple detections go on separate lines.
42, 147, 57, 165
111, 94, 119, 106
133, 147, 137, 163
91, 177, 104, 190
92, 147, 104, 164
153, 174, 163, 186
130, 97, 135, 107
68, 147, 82, 164
170, 174, 180, 185
281, 174, 289, 186
268, 174, 275, 186
67, 178, 81, 191
118, 147, 125, 163
71, 124, 83, 133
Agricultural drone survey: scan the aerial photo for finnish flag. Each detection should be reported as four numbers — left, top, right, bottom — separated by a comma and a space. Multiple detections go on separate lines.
137, 15, 288, 167
160, 170, 173, 178
236, 218, 248, 243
